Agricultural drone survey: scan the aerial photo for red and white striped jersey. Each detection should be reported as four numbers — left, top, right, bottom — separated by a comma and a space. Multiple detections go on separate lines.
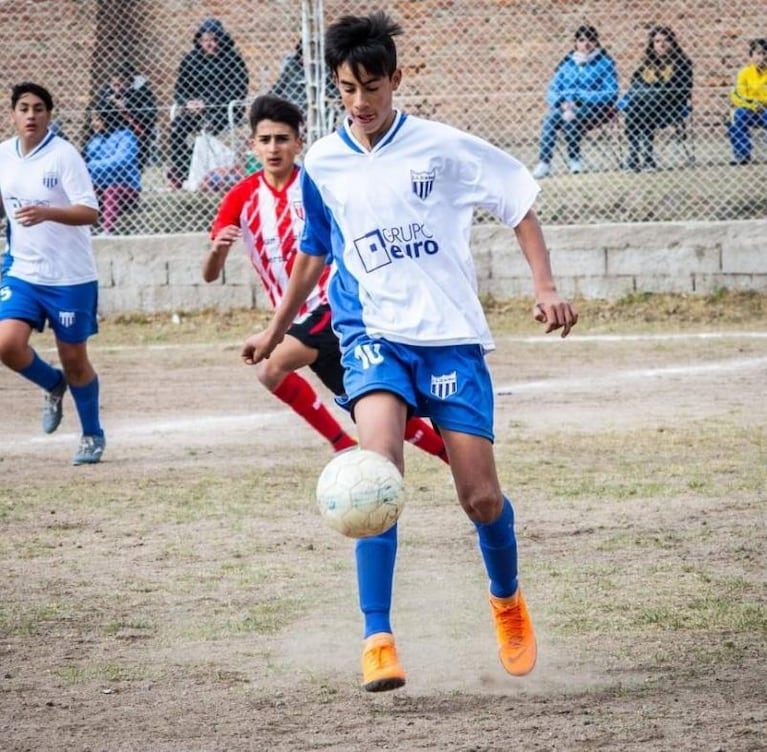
210, 165, 330, 317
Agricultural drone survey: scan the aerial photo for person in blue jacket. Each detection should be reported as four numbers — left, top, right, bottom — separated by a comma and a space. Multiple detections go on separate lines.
84, 107, 141, 235
532, 25, 619, 178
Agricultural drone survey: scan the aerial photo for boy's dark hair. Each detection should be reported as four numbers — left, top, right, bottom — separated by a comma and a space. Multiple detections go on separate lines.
574, 25, 599, 43
249, 94, 304, 136
324, 10, 402, 80
749, 38, 767, 55
11, 82, 54, 111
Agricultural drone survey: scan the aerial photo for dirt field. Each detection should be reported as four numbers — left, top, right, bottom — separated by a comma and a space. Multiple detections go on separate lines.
1, 295, 765, 751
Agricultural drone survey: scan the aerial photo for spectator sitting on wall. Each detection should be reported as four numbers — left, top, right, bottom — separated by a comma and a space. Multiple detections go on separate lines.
84, 108, 141, 236
94, 62, 157, 169
167, 17, 250, 189
531, 25, 619, 178
727, 38, 767, 166
619, 25, 693, 172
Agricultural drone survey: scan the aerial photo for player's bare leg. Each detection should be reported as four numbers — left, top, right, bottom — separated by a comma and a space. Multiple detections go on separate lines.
441, 429, 537, 676
0, 319, 68, 434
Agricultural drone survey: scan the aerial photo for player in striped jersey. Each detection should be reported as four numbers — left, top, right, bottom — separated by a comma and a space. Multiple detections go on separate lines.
204, 94, 447, 461
242, 13, 578, 691
0, 83, 106, 465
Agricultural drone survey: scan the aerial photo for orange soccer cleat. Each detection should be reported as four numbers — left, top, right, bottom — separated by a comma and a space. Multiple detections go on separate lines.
360, 632, 406, 692
489, 589, 537, 676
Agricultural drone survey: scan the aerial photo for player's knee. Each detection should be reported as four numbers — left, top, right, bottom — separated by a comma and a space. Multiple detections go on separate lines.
257, 361, 286, 391
0, 338, 26, 368
460, 489, 503, 524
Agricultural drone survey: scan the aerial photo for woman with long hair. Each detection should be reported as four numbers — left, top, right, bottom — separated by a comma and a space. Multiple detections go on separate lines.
621, 26, 693, 171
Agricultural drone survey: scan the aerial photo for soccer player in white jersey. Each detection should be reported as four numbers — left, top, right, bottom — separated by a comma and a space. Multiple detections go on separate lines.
242, 13, 578, 691
0, 83, 106, 465
204, 94, 448, 462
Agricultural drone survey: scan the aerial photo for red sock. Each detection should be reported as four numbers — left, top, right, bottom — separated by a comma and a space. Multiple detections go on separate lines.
273, 372, 356, 452
405, 417, 449, 464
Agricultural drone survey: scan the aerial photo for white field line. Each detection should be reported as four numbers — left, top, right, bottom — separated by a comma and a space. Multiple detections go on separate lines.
6, 332, 765, 448
29, 330, 767, 355
495, 355, 767, 396
3, 411, 283, 449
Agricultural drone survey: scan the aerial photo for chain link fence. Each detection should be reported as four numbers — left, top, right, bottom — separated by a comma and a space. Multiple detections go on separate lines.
1, 0, 765, 236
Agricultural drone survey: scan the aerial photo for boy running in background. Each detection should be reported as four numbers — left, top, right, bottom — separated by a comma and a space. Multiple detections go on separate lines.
242, 13, 578, 691
204, 94, 447, 460
0, 83, 106, 465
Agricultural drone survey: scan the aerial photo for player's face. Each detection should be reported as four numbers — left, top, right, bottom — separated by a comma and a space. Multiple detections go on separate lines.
252, 119, 302, 185
335, 62, 401, 149
10, 93, 52, 149
751, 47, 767, 69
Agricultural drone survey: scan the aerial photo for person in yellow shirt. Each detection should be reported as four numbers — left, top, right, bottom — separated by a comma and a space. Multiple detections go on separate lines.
728, 38, 767, 165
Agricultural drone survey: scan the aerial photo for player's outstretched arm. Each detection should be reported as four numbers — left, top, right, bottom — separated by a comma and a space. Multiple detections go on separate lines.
514, 209, 578, 338
241, 251, 327, 365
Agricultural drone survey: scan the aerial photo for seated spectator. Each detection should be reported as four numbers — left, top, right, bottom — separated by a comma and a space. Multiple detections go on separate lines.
619, 26, 693, 172
84, 108, 141, 235
270, 40, 340, 118
728, 38, 767, 166
94, 62, 157, 169
168, 17, 249, 189
532, 25, 619, 178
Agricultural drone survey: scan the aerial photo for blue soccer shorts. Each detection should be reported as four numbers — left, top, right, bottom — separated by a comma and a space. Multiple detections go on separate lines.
337, 337, 495, 441
0, 276, 99, 343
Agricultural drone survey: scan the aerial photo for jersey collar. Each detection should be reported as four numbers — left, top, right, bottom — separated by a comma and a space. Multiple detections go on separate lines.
15, 129, 56, 159
338, 110, 408, 154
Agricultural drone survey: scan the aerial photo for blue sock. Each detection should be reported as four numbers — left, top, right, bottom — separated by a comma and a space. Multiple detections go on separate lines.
356, 523, 398, 638
70, 377, 104, 437
475, 496, 518, 598
19, 353, 63, 392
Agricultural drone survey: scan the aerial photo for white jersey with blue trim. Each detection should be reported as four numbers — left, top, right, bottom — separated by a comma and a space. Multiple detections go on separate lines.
300, 112, 539, 353
0, 131, 99, 286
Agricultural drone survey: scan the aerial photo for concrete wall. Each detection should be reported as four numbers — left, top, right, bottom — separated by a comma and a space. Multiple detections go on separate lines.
94, 219, 767, 314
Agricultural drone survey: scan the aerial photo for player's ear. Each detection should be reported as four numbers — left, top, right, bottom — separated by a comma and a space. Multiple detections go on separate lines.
391, 69, 402, 91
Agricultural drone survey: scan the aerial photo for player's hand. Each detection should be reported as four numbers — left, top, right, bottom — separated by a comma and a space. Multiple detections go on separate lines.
533, 293, 578, 338
14, 205, 48, 227
241, 328, 283, 366
212, 225, 241, 252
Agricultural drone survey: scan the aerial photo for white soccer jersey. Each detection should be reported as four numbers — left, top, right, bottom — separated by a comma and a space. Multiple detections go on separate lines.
300, 112, 539, 353
0, 131, 99, 286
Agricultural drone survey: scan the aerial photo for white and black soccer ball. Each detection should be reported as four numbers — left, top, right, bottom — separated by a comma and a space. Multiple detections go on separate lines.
316, 449, 405, 538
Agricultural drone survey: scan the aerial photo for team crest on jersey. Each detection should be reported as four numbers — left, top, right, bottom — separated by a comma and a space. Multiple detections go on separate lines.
43, 171, 58, 189
430, 371, 457, 400
292, 199, 304, 221
410, 169, 435, 200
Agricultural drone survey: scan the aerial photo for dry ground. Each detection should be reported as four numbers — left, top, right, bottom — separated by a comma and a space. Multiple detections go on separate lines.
1, 292, 765, 751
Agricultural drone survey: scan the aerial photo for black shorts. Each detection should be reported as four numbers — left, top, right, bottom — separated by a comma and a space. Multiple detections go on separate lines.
286, 304, 345, 396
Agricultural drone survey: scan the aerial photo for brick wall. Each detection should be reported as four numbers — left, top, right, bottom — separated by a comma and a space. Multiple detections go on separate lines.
0, 1, 759, 146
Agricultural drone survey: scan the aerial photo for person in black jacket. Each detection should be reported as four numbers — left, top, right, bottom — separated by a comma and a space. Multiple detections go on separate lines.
619, 26, 693, 171
168, 18, 249, 188
93, 62, 157, 170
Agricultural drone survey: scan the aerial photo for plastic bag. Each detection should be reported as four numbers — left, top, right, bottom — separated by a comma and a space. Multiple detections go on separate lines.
185, 131, 236, 192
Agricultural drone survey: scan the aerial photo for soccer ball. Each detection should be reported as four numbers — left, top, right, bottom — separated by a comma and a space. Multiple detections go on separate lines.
316, 449, 405, 539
